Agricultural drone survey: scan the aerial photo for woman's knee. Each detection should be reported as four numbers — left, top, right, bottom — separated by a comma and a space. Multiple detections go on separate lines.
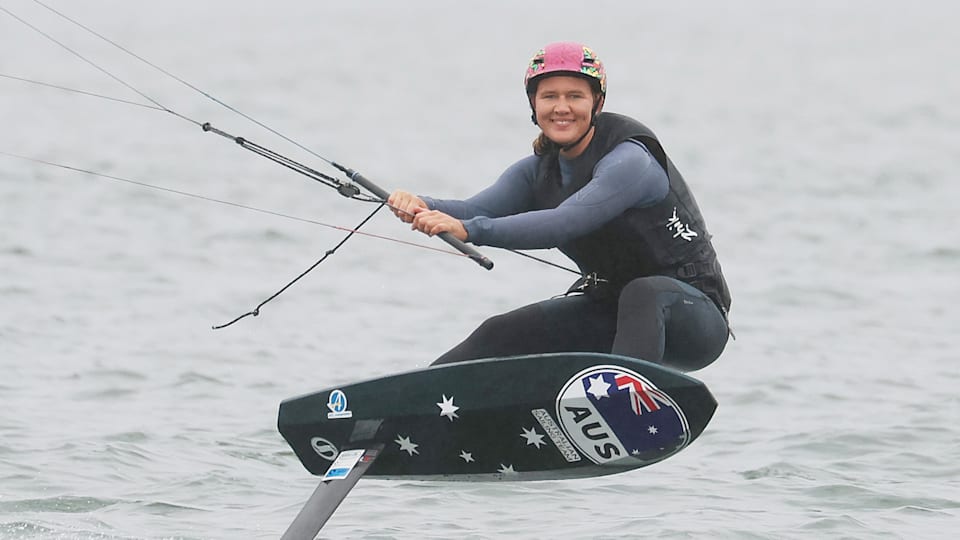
469, 313, 517, 342
431, 307, 544, 365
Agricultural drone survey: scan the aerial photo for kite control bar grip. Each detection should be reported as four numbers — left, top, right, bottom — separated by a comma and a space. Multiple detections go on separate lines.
337, 165, 494, 270
436, 231, 494, 270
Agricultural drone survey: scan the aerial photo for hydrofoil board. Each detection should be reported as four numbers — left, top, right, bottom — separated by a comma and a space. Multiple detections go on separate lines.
278, 352, 716, 481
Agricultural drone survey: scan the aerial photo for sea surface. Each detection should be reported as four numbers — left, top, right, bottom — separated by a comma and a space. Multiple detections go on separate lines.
1, 1, 958, 538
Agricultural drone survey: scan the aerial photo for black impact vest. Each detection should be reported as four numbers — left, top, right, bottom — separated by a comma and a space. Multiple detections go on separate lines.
532, 112, 732, 314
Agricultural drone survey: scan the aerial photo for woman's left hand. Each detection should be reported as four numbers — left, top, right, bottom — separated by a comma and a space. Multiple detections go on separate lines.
411, 210, 468, 241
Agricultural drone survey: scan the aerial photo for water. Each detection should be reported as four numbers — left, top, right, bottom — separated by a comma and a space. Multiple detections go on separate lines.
1, 0, 958, 538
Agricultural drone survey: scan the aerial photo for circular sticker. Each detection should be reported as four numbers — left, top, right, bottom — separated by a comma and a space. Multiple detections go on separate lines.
555, 365, 690, 465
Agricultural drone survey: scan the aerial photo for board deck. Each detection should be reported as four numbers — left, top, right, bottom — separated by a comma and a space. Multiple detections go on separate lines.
278, 353, 716, 481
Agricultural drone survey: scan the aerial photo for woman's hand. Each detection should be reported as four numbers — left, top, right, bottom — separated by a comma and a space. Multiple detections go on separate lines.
387, 190, 428, 223
412, 210, 468, 241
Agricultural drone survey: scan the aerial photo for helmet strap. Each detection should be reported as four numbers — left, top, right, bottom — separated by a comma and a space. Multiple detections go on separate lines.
528, 93, 604, 151
559, 124, 594, 153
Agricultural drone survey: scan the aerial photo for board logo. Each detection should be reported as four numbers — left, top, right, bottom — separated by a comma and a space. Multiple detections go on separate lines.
326, 389, 353, 419
310, 436, 339, 461
556, 365, 690, 466
531, 408, 581, 463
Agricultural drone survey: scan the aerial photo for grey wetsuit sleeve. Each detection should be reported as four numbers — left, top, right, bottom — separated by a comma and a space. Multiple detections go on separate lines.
462, 141, 669, 249
421, 155, 541, 219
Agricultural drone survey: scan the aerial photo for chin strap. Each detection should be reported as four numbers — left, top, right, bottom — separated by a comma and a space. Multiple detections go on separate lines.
560, 123, 595, 152
531, 97, 603, 153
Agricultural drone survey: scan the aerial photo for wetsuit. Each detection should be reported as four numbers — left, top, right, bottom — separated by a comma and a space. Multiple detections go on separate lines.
423, 113, 731, 372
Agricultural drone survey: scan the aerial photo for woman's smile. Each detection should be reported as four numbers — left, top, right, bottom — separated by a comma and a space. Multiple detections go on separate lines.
534, 75, 598, 156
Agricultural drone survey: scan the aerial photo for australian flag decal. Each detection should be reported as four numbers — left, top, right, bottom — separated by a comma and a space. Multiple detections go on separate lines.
556, 365, 691, 466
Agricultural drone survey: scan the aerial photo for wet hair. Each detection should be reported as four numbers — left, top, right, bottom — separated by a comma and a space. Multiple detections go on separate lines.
532, 132, 560, 156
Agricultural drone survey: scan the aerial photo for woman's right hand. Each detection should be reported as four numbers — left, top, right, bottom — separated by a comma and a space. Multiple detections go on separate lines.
387, 190, 428, 223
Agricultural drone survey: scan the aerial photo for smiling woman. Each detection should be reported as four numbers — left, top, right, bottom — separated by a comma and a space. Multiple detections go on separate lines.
530, 76, 599, 155
6, 0, 955, 537
387, 41, 733, 374
525, 41, 607, 157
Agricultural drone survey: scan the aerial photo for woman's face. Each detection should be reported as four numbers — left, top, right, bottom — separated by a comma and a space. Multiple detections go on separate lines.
533, 75, 601, 156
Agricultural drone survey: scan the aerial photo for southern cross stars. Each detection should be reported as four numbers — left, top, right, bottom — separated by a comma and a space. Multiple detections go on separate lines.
394, 435, 419, 456
437, 394, 460, 421
586, 375, 611, 399
520, 426, 546, 448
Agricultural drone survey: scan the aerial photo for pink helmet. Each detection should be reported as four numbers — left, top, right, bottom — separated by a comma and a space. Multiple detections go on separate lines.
524, 42, 607, 96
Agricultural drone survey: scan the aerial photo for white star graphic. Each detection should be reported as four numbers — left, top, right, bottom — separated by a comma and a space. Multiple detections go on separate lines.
648, 425, 659, 434
394, 435, 419, 456
497, 464, 517, 475
520, 427, 546, 449
631, 449, 640, 456
459, 450, 474, 463
586, 375, 611, 399
436, 394, 460, 421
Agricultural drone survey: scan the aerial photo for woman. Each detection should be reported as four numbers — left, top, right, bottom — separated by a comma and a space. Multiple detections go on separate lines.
388, 42, 731, 372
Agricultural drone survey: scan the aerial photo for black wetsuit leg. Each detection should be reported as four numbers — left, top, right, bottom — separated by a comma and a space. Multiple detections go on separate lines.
431, 294, 617, 365
612, 275, 729, 371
